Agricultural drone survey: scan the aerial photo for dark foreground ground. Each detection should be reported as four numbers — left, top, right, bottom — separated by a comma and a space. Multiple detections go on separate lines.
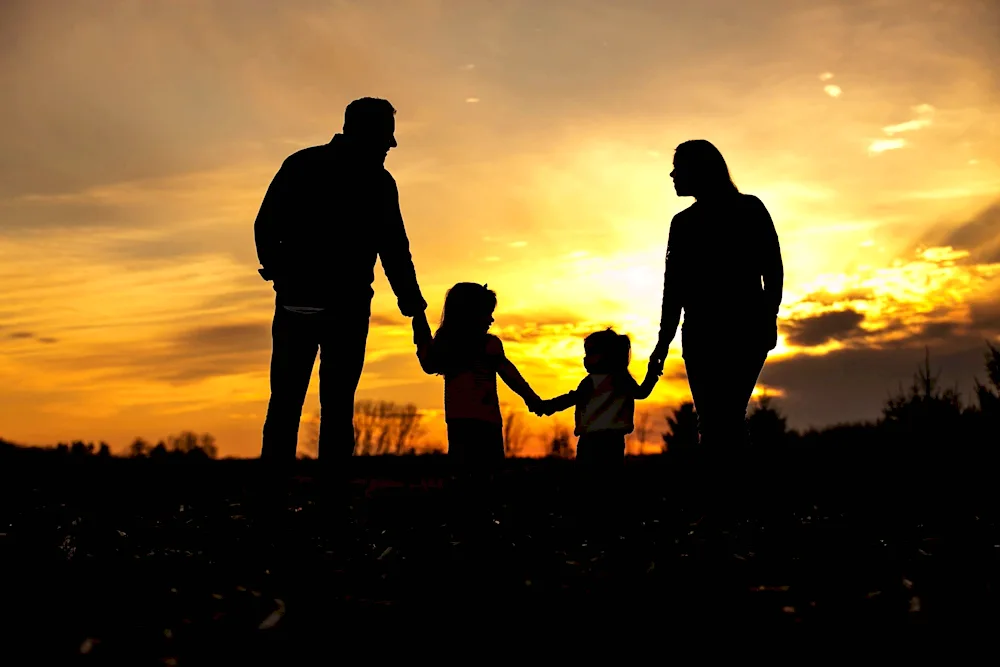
2, 450, 1000, 661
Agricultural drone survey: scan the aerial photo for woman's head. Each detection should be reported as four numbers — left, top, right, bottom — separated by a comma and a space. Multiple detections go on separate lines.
671, 139, 739, 199
583, 328, 631, 374
439, 282, 497, 334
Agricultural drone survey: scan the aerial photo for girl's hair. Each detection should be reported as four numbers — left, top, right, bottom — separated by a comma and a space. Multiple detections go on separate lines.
428, 282, 497, 374
584, 328, 631, 373
674, 139, 740, 196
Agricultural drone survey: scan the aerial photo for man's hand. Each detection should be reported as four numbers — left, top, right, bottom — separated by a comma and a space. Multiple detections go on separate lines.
528, 398, 551, 417
412, 311, 432, 346
648, 357, 665, 377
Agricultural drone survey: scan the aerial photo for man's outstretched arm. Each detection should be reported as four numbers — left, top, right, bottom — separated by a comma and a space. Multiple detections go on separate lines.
378, 174, 427, 317
254, 161, 294, 280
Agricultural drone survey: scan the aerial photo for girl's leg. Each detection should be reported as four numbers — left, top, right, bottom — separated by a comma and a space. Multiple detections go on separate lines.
446, 419, 502, 536
445, 420, 473, 532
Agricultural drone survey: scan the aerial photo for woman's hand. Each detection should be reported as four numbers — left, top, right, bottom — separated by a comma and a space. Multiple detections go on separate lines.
650, 342, 668, 366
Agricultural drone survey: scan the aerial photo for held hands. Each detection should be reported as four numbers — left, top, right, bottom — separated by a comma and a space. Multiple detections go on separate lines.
528, 398, 555, 417
648, 356, 665, 378
412, 311, 432, 346
525, 395, 545, 416
650, 339, 669, 367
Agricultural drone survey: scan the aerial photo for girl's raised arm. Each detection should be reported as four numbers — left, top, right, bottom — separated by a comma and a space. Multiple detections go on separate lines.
491, 337, 541, 408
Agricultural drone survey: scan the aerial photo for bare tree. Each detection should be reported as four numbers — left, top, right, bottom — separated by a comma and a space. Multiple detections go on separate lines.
630, 409, 652, 455
353, 400, 379, 455
393, 403, 425, 454
353, 400, 427, 455
299, 411, 319, 459
372, 401, 399, 455
129, 437, 150, 458
198, 433, 218, 459
503, 408, 527, 457
168, 431, 200, 454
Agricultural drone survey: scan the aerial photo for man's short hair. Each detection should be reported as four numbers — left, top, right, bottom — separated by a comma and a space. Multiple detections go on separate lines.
344, 97, 396, 136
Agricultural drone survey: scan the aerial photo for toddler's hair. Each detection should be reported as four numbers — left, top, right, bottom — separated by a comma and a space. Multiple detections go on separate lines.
584, 328, 631, 372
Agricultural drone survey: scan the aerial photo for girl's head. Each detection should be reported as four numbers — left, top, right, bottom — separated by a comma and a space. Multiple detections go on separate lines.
428, 282, 497, 375
583, 328, 631, 374
670, 139, 739, 200
439, 282, 496, 334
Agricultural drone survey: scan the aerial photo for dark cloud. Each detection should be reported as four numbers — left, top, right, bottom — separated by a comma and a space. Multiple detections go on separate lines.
916, 321, 959, 341
913, 199, 1000, 265
783, 308, 866, 347
761, 337, 997, 430
799, 289, 875, 306
970, 301, 1000, 334
174, 322, 271, 355
50, 321, 272, 385
370, 313, 405, 327
942, 200, 1000, 263
9, 331, 33, 339
198, 288, 276, 312
37, 337, 58, 344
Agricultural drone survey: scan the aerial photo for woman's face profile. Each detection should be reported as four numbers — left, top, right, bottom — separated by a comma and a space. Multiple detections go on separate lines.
670, 153, 693, 197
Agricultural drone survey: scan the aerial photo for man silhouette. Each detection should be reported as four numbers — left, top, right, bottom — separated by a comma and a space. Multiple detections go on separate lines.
254, 97, 427, 507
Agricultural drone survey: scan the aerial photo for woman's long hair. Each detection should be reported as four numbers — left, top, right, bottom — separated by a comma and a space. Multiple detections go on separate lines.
675, 139, 740, 197
427, 282, 497, 374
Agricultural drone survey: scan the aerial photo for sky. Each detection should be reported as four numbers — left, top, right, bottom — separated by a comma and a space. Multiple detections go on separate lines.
1, 0, 999, 457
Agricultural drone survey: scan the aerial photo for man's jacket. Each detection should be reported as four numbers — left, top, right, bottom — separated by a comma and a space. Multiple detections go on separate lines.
254, 134, 426, 316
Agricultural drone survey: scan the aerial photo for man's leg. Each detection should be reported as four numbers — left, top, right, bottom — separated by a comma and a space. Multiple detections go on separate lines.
258, 307, 319, 522
316, 308, 370, 511
262, 307, 320, 465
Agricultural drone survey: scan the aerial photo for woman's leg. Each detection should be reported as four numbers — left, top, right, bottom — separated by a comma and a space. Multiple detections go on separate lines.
684, 347, 767, 448
683, 347, 767, 526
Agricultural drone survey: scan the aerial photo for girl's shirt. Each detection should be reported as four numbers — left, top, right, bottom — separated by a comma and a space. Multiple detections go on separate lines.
417, 334, 504, 425
548, 371, 654, 436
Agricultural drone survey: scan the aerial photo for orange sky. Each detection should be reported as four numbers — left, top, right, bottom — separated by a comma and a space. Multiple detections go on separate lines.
2, 0, 999, 456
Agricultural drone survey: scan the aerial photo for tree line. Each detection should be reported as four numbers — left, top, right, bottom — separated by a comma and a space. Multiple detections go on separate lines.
2, 342, 996, 461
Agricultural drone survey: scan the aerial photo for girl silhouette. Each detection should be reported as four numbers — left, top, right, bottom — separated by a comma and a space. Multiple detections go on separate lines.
413, 282, 541, 531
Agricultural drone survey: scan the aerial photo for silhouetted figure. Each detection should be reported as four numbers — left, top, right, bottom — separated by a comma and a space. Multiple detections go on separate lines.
254, 98, 427, 513
651, 140, 783, 451
650, 140, 782, 535
413, 283, 542, 535
536, 329, 663, 540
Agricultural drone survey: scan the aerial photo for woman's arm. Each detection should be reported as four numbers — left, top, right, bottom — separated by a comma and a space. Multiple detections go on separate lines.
653, 215, 684, 362
752, 196, 784, 317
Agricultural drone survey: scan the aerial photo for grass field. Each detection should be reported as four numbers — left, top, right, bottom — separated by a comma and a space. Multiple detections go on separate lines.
2, 450, 1000, 660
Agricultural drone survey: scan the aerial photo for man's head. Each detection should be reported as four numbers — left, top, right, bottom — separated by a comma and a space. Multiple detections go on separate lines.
343, 97, 397, 161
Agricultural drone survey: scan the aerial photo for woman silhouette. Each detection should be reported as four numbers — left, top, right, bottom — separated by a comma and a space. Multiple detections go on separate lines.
651, 140, 783, 449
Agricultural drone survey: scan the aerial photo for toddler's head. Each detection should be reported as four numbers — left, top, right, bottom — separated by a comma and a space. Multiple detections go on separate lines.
583, 328, 631, 374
